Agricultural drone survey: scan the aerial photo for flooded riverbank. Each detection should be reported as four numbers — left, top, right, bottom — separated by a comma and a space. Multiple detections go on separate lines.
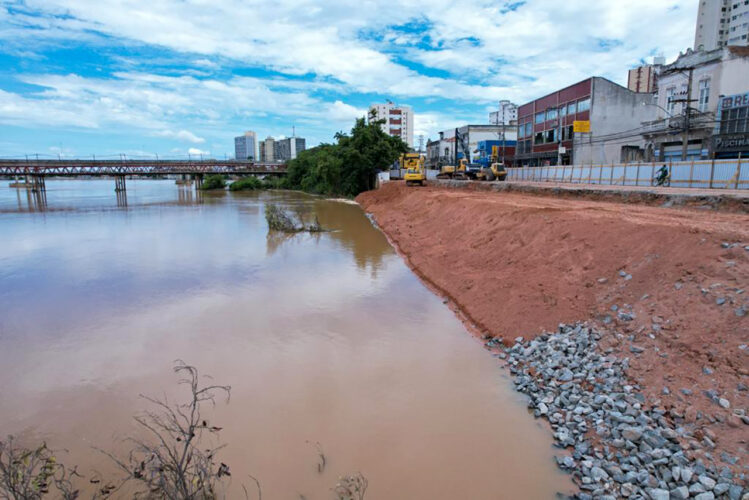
0, 180, 572, 498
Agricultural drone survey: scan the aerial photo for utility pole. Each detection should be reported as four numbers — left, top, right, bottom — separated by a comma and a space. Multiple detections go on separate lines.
418, 134, 424, 154
454, 127, 459, 166
499, 101, 507, 165
681, 68, 694, 161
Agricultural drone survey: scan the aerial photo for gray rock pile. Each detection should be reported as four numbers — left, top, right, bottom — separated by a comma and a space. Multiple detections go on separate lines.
492, 323, 747, 499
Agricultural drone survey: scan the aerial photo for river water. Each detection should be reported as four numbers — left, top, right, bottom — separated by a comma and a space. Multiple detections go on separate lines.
0, 180, 572, 499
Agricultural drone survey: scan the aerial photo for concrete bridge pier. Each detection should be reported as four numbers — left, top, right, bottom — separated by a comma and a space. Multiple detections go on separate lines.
194, 174, 204, 190
114, 175, 126, 192
30, 175, 46, 192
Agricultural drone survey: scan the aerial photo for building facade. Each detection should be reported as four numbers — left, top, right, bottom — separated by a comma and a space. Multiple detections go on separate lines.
259, 136, 275, 163
369, 102, 414, 148
627, 57, 665, 93
694, 0, 749, 51
489, 100, 518, 125
427, 125, 518, 167
274, 137, 306, 161
641, 46, 749, 160
712, 91, 749, 158
514, 77, 654, 166
234, 131, 257, 161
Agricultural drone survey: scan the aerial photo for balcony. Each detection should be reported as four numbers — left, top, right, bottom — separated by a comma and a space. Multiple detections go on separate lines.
640, 111, 715, 137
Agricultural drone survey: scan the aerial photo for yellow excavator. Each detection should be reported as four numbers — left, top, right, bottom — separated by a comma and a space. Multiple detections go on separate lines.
476, 146, 508, 182
401, 153, 426, 186
436, 158, 469, 180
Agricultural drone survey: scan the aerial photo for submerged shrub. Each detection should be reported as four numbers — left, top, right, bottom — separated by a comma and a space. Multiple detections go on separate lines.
229, 176, 263, 191
265, 204, 324, 233
201, 175, 226, 190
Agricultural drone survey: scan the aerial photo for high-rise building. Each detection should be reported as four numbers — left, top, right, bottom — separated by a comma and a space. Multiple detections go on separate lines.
627, 56, 665, 93
274, 137, 306, 161
694, 0, 749, 51
260, 136, 275, 162
368, 102, 414, 148
234, 131, 257, 160
489, 100, 518, 125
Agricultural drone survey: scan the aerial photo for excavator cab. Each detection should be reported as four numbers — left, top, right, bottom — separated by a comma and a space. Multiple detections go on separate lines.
402, 153, 426, 186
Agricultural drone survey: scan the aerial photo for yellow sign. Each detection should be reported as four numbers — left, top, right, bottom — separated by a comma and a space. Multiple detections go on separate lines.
573, 120, 591, 133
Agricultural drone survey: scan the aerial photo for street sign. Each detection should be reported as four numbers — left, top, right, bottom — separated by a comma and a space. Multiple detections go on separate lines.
558, 146, 566, 154
573, 120, 591, 133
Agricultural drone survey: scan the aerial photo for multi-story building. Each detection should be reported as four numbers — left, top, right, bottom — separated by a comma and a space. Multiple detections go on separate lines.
641, 45, 749, 160
514, 77, 654, 166
234, 131, 257, 161
627, 56, 665, 93
694, 0, 749, 51
489, 100, 518, 126
259, 136, 275, 163
274, 137, 306, 161
369, 102, 414, 148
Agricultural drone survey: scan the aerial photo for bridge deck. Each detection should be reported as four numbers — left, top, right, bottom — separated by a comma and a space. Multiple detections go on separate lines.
0, 160, 287, 176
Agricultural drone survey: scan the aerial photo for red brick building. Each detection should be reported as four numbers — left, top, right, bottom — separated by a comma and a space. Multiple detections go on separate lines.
514, 79, 592, 166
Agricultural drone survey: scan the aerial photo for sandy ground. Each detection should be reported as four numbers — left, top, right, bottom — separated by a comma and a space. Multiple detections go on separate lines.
358, 181, 749, 470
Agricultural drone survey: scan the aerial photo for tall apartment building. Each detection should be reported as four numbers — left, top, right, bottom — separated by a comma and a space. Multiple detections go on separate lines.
627, 56, 665, 93
368, 102, 414, 147
274, 137, 306, 161
694, 0, 749, 51
234, 131, 257, 160
489, 100, 518, 125
259, 136, 275, 162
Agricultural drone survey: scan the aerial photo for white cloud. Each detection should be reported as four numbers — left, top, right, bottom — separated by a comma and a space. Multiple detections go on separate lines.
0, 0, 698, 145
154, 129, 206, 144
187, 147, 209, 156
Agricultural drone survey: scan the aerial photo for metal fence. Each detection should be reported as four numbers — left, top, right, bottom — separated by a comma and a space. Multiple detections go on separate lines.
506, 159, 748, 190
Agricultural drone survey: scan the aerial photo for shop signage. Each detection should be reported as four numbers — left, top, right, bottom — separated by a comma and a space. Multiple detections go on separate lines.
573, 120, 591, 133
720, 92, 749, 110
714, 133, 749, 151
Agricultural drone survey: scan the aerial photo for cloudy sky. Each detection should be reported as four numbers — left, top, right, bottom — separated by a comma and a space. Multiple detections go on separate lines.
0, 0, 696, 158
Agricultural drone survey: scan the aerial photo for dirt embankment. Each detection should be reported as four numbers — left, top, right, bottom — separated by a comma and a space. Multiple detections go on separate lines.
357, 182, 748, 466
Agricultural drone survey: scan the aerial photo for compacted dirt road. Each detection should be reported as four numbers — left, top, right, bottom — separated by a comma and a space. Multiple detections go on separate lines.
358, 182, 748, 468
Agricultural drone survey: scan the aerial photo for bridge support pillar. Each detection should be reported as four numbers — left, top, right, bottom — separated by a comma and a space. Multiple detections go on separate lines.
194, 174, 204, 190
114, 175, 126, 192
30, 175, 46, 192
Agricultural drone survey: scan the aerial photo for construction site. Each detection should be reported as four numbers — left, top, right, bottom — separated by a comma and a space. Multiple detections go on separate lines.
358, 179, 748, 499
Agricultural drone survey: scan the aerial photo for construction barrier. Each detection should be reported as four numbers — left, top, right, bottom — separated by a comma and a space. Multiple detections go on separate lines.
506, 159, 748, 190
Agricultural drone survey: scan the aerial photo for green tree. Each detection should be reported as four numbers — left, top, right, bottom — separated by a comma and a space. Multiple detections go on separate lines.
285, 115, 407, 197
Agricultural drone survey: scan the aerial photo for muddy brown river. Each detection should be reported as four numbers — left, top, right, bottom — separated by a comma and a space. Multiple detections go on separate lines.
0, 180, 572, 498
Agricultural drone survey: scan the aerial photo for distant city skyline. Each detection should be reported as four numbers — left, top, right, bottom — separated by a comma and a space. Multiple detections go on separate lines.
0, 1, 697, 157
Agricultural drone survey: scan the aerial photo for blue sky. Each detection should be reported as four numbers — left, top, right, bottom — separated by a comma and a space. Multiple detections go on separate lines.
0, 0, 696, 158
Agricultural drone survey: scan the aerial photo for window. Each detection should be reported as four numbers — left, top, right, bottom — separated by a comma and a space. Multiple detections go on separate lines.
534, 132, 544, 145
535, 112, 545, 124
517, 124, 524, 139
698, 79, 710, 112
545, 129, 556, 143
525, 122, 532, 137
546, 108, 557, 121
666, 87, 676, 114
577, 98, 591, 112
560, 105, 567, 117
567, 102, 577, 115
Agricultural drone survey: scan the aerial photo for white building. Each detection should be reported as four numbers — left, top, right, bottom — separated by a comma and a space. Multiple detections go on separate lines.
489, 100, 518, 125
694, 0, 749, 51
234, 131, 257, 160
641, 46, 749, 160
369, 102, 414, 148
